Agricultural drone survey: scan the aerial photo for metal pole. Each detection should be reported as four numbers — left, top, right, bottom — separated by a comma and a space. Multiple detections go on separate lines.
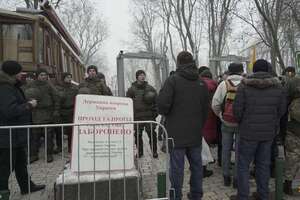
275, 145, 285, 200
117, 51, 125, 97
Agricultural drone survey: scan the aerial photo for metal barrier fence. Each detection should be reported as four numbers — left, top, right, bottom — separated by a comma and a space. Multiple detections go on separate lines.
0, 121, 173, 200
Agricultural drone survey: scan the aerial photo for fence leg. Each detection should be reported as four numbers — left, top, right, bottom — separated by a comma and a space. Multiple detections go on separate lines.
157, 172, 166, 198
275, 145, 285, 200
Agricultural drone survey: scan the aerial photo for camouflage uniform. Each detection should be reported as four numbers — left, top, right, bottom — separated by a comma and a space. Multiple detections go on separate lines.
284, 77, 300, 181
126, 81, 158, 157
78, 76, 109, 95
285, 130, 300, 180
55, 82, 78, 152
25, 80, 60, 158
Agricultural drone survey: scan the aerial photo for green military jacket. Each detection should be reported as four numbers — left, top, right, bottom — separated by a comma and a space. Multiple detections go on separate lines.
56, 83, 78, 122
25, 80, 60, 124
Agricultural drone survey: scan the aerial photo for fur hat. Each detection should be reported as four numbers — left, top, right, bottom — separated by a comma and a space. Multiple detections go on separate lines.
87, 65, 98, 74
176, 51, 195, 68
136, 70, 146, 79
228, 63, 243, 75
253, 59, 269, 73
1, 60, 22, 76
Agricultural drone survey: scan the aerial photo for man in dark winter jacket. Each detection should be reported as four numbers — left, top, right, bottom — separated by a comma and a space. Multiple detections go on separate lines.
0, 61, 45, 198
78, 65, 110, 95
126, 70, 158, 158
157, 51, 209, 200
232, 59, 286, 200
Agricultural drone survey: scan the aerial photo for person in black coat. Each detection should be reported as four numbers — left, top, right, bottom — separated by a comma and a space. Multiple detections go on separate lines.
231, 59, 286, 200
157, 51, 209, 200
0, 61, 45, 198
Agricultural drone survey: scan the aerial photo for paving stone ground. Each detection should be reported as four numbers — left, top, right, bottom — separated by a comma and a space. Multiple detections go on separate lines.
7, 135, 300, 200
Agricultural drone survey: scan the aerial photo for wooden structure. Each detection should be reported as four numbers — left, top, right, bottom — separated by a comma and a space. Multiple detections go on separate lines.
0, 4, 85, 82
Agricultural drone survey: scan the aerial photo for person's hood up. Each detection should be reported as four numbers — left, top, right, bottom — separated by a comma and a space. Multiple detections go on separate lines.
242, 72, 281, 89
176, 63, 199, 81
226, 74, 244, 86
0, 71, 16, 86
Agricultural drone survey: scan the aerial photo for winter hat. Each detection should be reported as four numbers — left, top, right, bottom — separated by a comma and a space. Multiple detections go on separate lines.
253, 59, 269, 73
228, 63, 243, 75
1, 60, 22, 76
198, 66, 209, 75
200, 69, 213, 79
87, 65, 98, 74
36, 68, 48, 77
176, 51, 195, 68
62, 72, 72, 81
136, 70, 146, 79
283, 66, 295, 75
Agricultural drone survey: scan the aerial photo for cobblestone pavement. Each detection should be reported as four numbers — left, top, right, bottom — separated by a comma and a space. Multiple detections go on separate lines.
7, 137, 300, 200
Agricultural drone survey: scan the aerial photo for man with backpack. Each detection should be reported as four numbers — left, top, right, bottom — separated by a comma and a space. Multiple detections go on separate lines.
232, 59, 286, 200
212, 63, 244, 187
284, 76, 300, 195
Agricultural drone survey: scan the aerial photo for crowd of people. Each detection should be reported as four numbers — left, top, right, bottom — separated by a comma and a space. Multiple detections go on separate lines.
157, 51, 300, 200
0, 49, 299, 200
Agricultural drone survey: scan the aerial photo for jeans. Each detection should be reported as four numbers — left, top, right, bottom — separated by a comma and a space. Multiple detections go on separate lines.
169, 146, 203, 200
237, 139, 272, 200
221, 124, 238, 179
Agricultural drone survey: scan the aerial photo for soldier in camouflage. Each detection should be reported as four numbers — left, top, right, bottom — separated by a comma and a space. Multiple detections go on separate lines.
55, 72, 78, 153
25, 69, 60, 163
78, 65, 110, 95
284, 76, 300, 195
126, 70, 158, 158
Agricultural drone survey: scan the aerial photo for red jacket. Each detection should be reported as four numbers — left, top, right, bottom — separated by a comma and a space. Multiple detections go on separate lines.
201, 77, 218, 144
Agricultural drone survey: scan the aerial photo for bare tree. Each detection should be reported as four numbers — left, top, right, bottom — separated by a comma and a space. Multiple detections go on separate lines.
205, 0, 238, 76
23, 0, 62, 9
58, 0, 108, 68
131, 0, 168, 88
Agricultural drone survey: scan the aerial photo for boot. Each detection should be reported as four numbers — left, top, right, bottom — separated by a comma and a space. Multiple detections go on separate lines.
224, 176, 231, 186
30, 155, 39, 164
21, 182, 45, 195
232, 178, 237, 189
47, 154, 54, 163
0, 190, 10, 200
203, 166, 213, 178
153, 152, 158, 159
283, 180, 293, 195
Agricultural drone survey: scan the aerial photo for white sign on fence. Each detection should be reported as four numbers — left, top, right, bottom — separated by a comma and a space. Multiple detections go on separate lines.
71, 95, 134, 172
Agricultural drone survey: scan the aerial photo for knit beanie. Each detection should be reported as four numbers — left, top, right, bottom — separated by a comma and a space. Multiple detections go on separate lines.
176, 51, 195, 68
198, 66, 209, 75
36, 68, 48, 77
228, 63, 243, 75
284, 66, 295, 75
87, 65, 98, 74
200, 69, 213, 79
136, 70, 146, 79
1, 60, 22, 76
253, 59, 269, 73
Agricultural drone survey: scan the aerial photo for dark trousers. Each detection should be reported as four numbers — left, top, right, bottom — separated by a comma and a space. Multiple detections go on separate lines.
30, 127, 54, 157
170, 146, 203, 200
0, 148, 30, 191
134, 123, 157, 155
237, 139, 272, 200
55, 126, 72, 153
